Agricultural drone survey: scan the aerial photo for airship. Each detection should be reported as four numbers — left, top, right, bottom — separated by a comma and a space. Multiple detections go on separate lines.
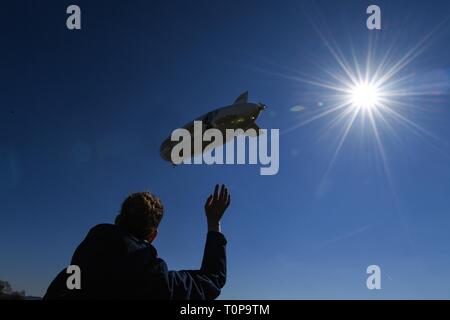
160, 91, 266, 164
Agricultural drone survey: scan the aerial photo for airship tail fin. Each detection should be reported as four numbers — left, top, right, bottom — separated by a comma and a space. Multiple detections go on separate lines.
234, 91, 248, 104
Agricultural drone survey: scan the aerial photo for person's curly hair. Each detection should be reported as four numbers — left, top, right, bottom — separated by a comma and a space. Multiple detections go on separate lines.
115, 192, 164, 240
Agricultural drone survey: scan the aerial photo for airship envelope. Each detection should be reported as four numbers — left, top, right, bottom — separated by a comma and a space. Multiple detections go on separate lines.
160, 91, 266, 164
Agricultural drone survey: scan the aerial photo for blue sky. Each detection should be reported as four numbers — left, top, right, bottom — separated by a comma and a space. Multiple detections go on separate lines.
2, 0, 450, 299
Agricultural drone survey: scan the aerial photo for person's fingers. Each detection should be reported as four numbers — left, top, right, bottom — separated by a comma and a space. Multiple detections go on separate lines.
219, 184, 226, 201
223, 187, 228, 203
213, 184, 219, 200
226, 194, 231, 208
205, 195, 213, 208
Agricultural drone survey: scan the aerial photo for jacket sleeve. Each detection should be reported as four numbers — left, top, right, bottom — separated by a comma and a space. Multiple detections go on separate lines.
167, 231, 227, 300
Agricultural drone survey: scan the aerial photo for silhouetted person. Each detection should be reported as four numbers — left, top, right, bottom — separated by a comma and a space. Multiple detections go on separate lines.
44, 184, 230, 300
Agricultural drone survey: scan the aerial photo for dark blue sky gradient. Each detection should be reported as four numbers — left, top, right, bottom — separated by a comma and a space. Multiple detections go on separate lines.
2, 0, 450, 298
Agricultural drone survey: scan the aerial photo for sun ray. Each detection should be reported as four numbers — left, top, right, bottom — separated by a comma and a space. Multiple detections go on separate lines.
327, 106, 361, 170
282, 101, 349, 135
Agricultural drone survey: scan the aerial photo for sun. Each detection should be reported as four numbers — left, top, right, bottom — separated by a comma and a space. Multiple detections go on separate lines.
349, 83, 381, 110
278, 19, 445, 192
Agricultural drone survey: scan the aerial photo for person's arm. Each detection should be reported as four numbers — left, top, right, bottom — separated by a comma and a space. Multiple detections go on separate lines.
168, 184, 231, 300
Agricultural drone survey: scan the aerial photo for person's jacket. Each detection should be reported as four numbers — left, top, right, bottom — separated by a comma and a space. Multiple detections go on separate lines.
43, 224, 227, 299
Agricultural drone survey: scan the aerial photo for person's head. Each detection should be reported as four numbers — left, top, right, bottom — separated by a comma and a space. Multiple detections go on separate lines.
115, 192, 164, 243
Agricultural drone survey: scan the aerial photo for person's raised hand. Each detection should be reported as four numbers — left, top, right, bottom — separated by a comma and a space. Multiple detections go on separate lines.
204, 184, 231, 232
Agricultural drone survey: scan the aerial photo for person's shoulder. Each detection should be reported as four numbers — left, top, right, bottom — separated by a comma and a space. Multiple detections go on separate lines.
76, 223, 128, 254
88, 223, 118, 234
85, 223, 127, 240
